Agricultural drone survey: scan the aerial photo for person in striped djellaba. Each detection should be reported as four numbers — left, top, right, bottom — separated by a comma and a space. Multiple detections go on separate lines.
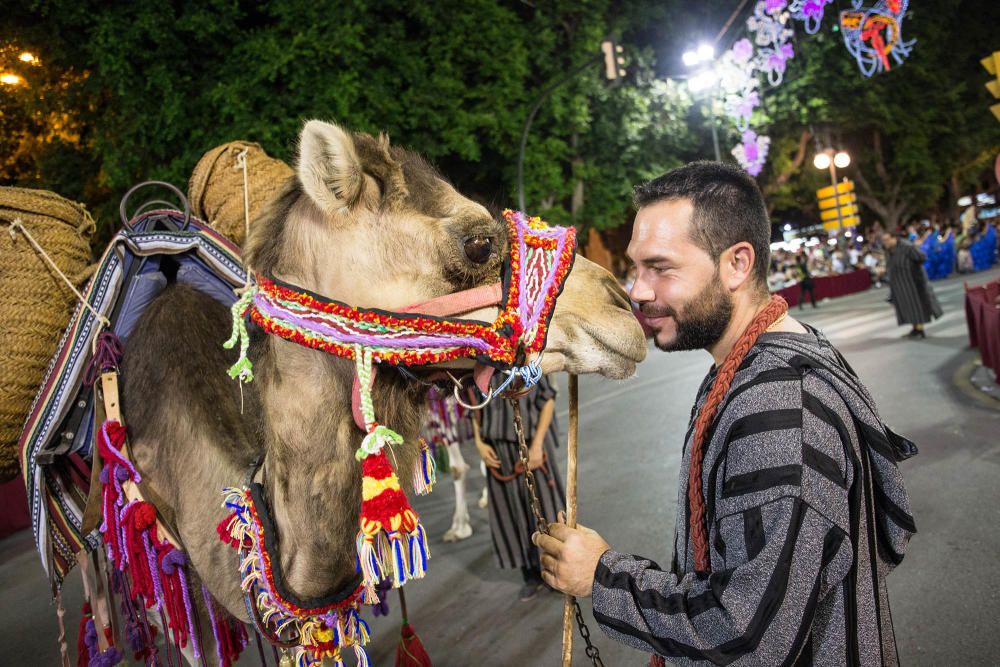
880, 231, 943, 339
472, 374, 565, 602
534, 162, 916, 666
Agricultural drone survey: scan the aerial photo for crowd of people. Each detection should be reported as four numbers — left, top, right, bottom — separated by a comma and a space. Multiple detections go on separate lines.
907, 219, 999, 278
768, 239, 887, 295
767, 218, 999, 301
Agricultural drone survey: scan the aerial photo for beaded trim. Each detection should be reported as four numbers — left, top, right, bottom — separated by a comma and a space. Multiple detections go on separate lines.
223, 210, 576, 380
220, 487, 370, 667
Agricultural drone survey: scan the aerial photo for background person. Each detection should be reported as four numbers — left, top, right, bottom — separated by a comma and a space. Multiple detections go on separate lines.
472, 375, 564, 602
881, 231, 943, 338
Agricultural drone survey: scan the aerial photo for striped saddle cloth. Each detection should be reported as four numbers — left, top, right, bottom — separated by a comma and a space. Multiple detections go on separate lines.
18, 209, 246, 591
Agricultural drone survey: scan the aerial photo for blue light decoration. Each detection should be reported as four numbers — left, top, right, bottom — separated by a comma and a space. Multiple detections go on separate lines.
839, 0, 916, 77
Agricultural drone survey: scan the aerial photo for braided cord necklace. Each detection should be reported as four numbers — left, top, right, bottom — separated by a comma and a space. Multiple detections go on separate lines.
688, 294, 789, 573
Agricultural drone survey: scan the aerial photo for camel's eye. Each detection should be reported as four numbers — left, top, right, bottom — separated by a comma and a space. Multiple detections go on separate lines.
463, 236, 493, 264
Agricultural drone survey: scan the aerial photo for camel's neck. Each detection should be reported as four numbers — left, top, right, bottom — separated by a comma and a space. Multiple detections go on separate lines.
255, 337, 424, 599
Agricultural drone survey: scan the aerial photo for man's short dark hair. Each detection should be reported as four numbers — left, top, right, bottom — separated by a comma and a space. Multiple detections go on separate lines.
633, 161, 771, 290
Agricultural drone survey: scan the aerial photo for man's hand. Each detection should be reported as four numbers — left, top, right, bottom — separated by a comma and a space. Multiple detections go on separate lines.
475, 439, 500, 469
532, 513, 610, 598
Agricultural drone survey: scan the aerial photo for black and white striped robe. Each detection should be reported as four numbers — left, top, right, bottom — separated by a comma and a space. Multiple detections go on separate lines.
481, 375, 565, 570
886, 240, 943, 325
592, 327, 915, 666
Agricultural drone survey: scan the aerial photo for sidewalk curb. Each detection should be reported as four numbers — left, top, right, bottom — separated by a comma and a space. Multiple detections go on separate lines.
953, 354, 1000, 410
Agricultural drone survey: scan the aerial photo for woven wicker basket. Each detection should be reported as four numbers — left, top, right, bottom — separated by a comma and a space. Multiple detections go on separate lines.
188, 141, 293, 247
0, 187, 95, 482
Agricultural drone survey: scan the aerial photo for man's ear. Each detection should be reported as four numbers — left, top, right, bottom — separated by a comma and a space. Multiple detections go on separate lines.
721, 242, 757, 291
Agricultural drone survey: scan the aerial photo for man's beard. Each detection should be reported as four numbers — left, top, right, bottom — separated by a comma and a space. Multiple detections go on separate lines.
642, 278, 733, 352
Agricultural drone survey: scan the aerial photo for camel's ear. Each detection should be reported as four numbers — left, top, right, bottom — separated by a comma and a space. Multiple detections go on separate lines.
297, 120, 365, 216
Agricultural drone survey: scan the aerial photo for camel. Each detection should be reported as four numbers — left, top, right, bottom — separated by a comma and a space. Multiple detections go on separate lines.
117, 120, 646, 660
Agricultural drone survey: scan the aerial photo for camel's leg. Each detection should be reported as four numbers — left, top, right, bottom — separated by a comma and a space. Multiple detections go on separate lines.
478, 460, 489, 509
442, 441, 472, 542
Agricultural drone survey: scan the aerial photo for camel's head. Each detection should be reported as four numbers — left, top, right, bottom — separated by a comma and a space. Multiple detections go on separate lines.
244, 120, 646, 380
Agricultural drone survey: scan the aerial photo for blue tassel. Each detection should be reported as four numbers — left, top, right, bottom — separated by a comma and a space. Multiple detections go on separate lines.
409, 524, 428, 578
391, 534, 408, 587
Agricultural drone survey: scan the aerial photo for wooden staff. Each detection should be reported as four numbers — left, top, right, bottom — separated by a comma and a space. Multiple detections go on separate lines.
561, 374, 579, 667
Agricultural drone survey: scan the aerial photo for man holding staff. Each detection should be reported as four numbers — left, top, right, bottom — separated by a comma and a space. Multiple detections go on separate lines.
534, 162, 915, 666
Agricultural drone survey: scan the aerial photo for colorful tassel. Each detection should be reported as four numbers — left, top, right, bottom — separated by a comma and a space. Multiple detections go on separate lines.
357, 449, 430, 593
223, 286, 258, 382
96, 417, 203, 665
411, 439, 436, 496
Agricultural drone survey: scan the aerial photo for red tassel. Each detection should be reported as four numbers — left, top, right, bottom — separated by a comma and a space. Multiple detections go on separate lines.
121, 501, 158, 604
395, 624, 432, 667
395, 588, 431, 667
648, 655, 666, 667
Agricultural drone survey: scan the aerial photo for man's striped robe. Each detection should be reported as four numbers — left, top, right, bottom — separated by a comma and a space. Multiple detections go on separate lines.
592, 328, 915, 666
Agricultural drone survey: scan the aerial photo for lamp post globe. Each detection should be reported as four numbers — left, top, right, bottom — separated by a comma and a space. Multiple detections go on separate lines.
834, 151, 851, 169
813, 152, 832, 170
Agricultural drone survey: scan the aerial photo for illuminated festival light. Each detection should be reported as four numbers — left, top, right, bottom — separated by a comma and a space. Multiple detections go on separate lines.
839, 0, 915, 77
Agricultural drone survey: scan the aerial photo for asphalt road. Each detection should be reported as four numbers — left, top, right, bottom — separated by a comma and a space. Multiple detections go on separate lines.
2, 267, 998, 666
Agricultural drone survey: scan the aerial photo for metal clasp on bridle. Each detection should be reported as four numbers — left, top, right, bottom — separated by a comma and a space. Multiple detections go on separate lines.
448, 357, 543, 410
449, 372, 494, 410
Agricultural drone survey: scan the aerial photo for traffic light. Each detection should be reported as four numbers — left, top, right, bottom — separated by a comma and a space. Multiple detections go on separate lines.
601, 40, 626, 81
982, 51, 1000, 123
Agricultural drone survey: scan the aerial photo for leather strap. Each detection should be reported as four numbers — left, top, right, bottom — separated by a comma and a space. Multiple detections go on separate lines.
488, 452, 555, 487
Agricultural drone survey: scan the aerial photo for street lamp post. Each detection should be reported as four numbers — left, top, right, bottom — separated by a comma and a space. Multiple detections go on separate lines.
684, 43, 722, 162
813, 148, 851, 249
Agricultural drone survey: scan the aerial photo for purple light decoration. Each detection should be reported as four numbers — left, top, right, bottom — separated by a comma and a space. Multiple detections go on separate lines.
732, 130, 770, 177
732, 38, 754, 63
791, 0, 834, 34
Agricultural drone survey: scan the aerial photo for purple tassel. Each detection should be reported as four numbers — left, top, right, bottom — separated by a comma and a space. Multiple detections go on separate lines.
143, 533, 165, 610
84, 331, 124, 387
202, 584, 225, 667
89, 647, 123, 667
161, 550, 201, 659
371, 577, 392, 617
126, 620, 144, 652
84, 618, 99, 661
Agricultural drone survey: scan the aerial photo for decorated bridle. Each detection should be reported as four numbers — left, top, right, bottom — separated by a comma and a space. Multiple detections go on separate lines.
218, 209, 576, 666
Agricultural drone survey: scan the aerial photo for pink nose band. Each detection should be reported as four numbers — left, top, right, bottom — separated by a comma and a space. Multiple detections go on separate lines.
400, 282, 503, 317
352, 282, 504, 430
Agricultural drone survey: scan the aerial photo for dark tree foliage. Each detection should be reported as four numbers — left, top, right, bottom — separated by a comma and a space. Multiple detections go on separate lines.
3, 0, 998, 242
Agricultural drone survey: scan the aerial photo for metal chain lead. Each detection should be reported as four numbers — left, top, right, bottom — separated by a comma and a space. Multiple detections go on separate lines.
574, 599, 605, 667
509, 399, 604, 667
510, 399, 547, 535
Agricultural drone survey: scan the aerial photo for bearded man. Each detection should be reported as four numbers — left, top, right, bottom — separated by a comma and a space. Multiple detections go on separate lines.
534, 162, 916, 666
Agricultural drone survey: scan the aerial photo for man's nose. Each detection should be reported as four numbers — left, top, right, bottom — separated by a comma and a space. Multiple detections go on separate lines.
629, 275, 654, 304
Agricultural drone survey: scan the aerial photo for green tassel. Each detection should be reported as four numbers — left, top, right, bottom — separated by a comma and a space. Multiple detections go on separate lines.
355, 424, 404, 461
224, 287, 257, 382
